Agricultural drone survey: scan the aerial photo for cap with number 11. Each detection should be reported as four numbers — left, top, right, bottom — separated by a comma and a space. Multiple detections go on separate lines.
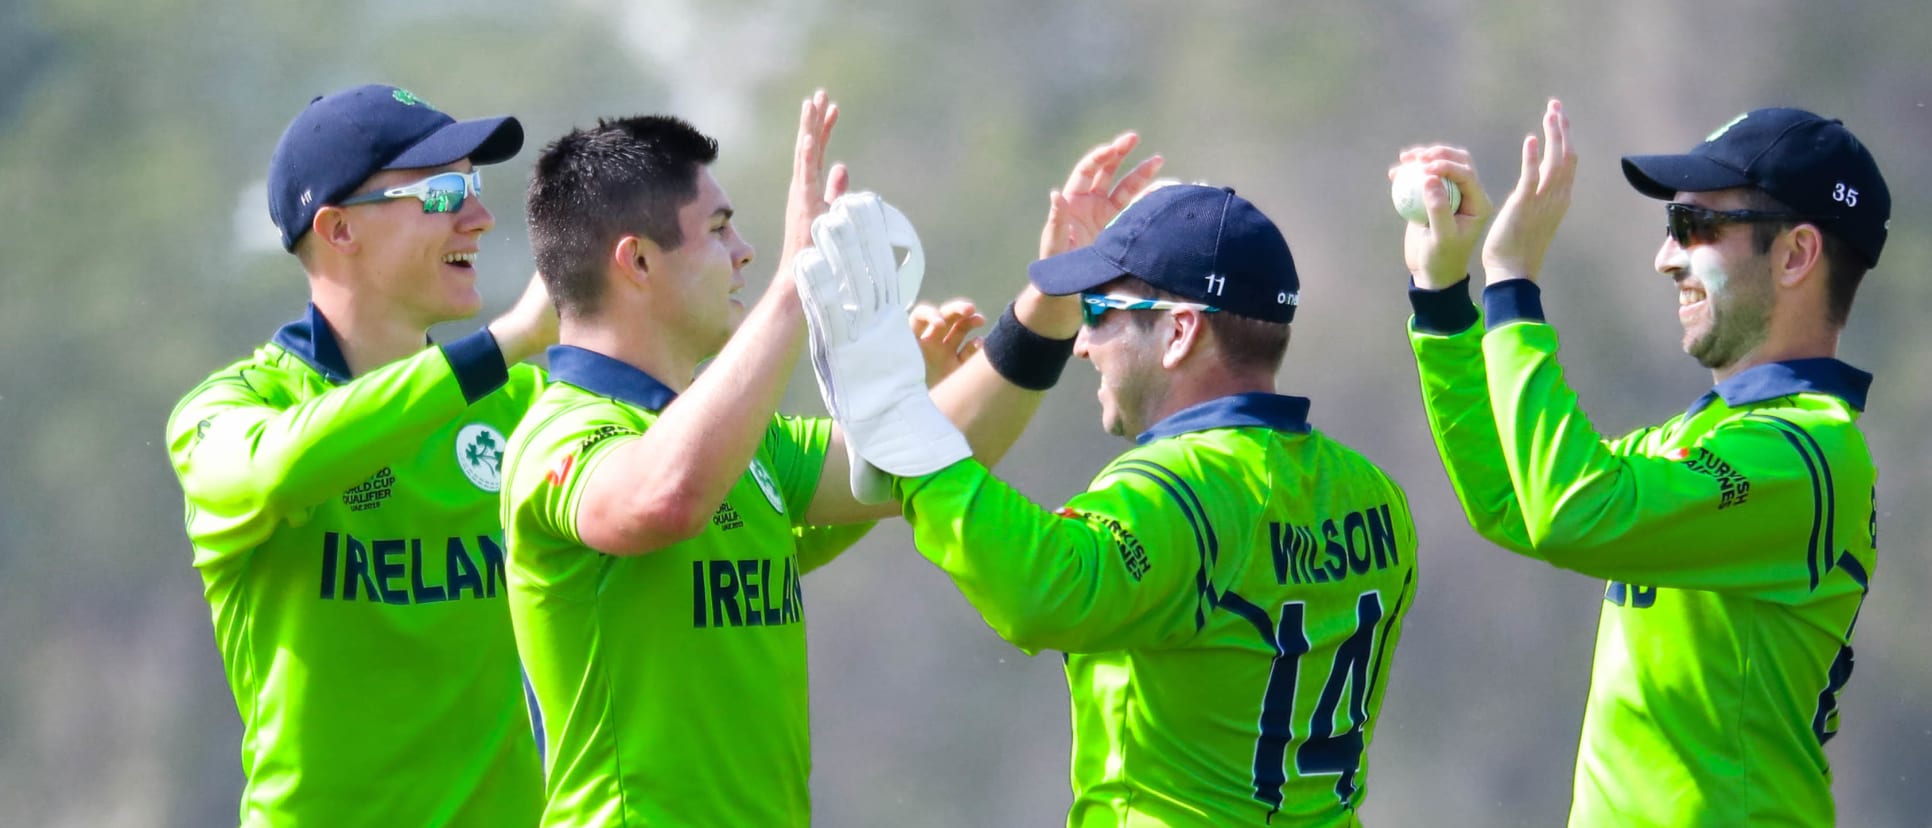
1028, 184, 1301, 323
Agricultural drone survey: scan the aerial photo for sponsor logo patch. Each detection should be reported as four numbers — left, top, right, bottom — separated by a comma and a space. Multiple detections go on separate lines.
1059, 507, 1150, 581
1673, 446, 1751, 509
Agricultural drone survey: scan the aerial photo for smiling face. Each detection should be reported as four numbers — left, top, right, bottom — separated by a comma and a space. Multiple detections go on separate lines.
1655, 189, 1778, 372
652, 166, 755, 358
337, 160, 494, 327
1073, 296, 1172, 439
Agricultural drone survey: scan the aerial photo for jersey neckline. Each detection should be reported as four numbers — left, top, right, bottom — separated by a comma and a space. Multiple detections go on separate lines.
547, 344, 679, 411
1137, 392, 1312, 444
271, 303, 356, 383
1687, 357, 1872, 417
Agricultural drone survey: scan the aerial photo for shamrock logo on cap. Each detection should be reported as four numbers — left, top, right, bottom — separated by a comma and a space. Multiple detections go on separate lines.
391, 88, 425, 107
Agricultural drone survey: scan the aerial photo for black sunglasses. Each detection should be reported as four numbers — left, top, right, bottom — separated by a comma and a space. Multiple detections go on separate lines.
1664, 202, 1830, 247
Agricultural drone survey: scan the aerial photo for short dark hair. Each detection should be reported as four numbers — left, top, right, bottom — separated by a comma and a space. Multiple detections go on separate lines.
1112, 277, 1291, 374
1739, 188, 1868, 327
526, 115, 720, 317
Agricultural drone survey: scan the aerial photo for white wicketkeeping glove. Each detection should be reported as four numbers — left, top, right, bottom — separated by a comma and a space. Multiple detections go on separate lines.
794, 192, 970, 503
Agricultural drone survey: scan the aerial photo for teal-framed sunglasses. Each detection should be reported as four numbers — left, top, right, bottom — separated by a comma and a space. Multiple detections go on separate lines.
1079, 292, 1222, 327
338, 170, 483, 214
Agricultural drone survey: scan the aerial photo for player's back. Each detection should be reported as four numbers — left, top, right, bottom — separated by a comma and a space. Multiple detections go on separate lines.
1065, 423, 1418, 827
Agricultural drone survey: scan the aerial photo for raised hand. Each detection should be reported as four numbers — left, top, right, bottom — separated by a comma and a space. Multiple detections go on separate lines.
1392, 144, 1495, 290
910, 299, 987, 386
1482, 98, 1577, 284
1039, 132, 1165, 260
779, 90, 847, 281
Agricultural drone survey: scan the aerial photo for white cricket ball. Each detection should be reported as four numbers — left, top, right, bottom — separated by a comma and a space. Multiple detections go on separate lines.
1391, 164, 1460, 225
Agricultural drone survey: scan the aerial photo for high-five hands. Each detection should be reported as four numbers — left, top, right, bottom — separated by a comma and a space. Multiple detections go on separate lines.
794, 193, 970, 503
912, 300, 986, 386
779, 90, 850, 283
1040, 132, 1166, 260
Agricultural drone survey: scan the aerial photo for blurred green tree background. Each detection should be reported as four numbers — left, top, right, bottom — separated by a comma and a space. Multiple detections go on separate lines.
2, 1, 1927, 825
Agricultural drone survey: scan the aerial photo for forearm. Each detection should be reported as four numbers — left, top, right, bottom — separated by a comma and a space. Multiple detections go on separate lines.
582, 276, 807, 553
930, 357, 1046, 471
933, 287, 1075, 468
898, 461, 1121, 653
1478, 282, 1696, 567
1407, 279, 1534, 551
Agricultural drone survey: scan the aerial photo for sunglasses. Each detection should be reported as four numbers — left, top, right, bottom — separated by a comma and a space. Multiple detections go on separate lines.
1079, 293, 1222, 327
1664, 202, 1827, 248
338, 170, 484, 214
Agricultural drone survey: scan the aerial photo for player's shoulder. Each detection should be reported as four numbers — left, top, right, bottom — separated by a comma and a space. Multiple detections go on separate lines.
1305, 427, 1405, 488
1091, 433, 1256, 515
167, 342, 315, 430
510, 383, 653, 460
506, 361, 547, 391
1098, 433, 1208, 480
1741, 390, 1864, 429
504, 389, 636, 497
1717, 394, 1869, 457
469, 362, 548, 416
1103, 425, 1391, 483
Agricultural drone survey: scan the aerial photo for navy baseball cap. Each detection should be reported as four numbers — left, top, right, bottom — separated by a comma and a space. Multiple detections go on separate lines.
1622, 108, 1890, 266
1027, 184, 1300, 323
267, 84, 524, 251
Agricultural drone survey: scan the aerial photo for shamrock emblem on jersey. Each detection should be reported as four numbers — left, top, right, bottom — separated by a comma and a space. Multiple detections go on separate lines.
456, 423, 507, 493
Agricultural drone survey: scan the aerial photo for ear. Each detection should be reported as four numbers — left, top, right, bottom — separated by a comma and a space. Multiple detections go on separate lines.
1774, 224, 1826, 290
1161, 308, 1207, 370
613, 235, 657, 290
310, 205, 357, 253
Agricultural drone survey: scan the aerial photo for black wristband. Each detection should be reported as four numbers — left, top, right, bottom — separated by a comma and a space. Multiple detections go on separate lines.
982, 303, 1076, 391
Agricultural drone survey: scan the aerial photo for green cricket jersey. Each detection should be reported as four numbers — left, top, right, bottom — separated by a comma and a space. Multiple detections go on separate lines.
899, 393, 1419, 827
166, 304, 546, 827
502, 345, 854, 827
1409, 279, 1875, 827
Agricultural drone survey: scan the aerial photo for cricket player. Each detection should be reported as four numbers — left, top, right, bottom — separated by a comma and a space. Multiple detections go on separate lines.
1398, 100, 1889, 825
165, 85, 555, 826
801, 162, 1422, 825
500, 95, 1083, 826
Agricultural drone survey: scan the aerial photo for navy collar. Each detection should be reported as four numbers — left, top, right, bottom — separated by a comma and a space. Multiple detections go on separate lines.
547, 345, 680, 411
1686, 358, 1872, 417
270, 303, 444, 383
271, 303, 355, 383
1136, 392, 1312, 444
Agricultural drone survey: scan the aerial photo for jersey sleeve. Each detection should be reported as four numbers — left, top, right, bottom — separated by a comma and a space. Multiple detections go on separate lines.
518, 416, 646, 552
166, 331, 510, 555
897, 453, 1220, 654
1482, 287, 1855, 596
1407, 284, 1537, 553
761, 414, 832, 526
